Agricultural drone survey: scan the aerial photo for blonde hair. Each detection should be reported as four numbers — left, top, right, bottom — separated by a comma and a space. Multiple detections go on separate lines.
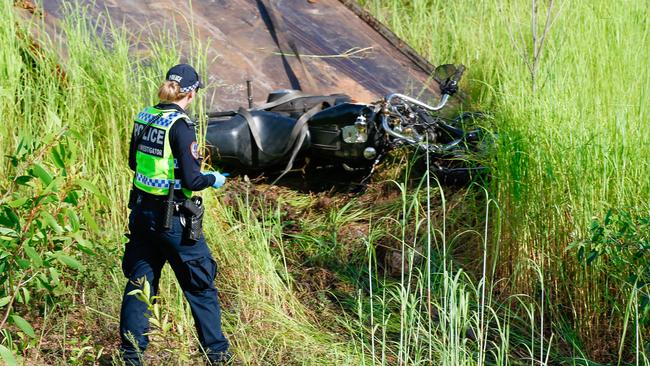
158, 80, 189, 102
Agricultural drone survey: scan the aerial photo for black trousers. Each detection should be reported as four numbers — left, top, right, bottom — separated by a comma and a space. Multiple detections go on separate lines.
119, 202, 229, 364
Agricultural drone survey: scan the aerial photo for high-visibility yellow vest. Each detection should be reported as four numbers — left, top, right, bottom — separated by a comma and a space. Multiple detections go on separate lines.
132, 106, 192, 198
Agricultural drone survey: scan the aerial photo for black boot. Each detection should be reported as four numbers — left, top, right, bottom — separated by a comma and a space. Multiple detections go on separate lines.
208, 351, 236, 365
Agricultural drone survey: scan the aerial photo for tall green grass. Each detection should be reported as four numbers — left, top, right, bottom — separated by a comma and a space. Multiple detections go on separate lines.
4, 0, 649, 364
362, 0, 650, 362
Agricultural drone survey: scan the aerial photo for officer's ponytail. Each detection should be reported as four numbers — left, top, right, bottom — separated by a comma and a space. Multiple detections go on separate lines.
158, 80, 189, 102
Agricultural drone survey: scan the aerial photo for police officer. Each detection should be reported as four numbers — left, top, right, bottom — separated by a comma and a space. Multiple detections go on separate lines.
120, 64, 232, 365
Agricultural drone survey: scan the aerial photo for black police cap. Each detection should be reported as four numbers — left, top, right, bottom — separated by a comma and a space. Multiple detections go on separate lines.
165, 64, 204, 93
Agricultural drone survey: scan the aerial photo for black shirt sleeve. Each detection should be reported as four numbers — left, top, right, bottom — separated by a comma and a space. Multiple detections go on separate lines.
128, 124, 137, 171
169, 119, 216, 191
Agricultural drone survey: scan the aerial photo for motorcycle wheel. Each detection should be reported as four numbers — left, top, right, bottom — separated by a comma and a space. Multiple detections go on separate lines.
428, 112, 493, 186
428, 162, 489, 186
451, 111, 489, 128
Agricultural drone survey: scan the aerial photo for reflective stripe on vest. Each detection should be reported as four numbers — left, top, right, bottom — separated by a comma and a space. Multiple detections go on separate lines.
136, 111, 183, 128
135, 173, 182, 190
132, 107, 192, 197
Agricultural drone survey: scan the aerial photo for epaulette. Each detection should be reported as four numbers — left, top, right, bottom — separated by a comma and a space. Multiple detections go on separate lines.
181, 116, 197, 128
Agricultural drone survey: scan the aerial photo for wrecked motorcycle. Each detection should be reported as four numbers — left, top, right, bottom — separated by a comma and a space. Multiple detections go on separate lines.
205, 64, 491, 185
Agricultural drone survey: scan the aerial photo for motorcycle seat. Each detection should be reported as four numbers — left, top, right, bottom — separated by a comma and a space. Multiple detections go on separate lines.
240, 110, 302, 157
207, 110, 303, 160
206, 97, 358, 171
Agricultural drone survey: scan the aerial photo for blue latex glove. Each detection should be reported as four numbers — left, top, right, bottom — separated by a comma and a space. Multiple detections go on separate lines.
203, 171, 228, 188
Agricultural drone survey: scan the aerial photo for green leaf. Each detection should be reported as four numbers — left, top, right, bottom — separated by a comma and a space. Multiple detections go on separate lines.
143, 280, 151, 299
0, 227, 18, 238
41, 212, 63, 234
586, 250, 598, 264
1, 207, 20, 229
43, 176, 64, 194
51, 236, 72, 245
76, 179, 109, 205
127, 289, 142, 297
30, 163, 53, 186
64, 190, 79, 205
15, 135, 33, 158
81, 207, 100, 233
35, 194, 57, 206
21, 287, 31, 305
0, 345, 17, 366
15, 290, 23, 304
24, 245, 43, 268
0, 296, 11, 308
7, 197, 29, 208
37, 273, 52, 291
16, 258, 30, 270
14, 175, 33, 185
66, 134, 79, 162
73, 233, 95, 255
56, 253, 83, 270
51, 147, 65, 170
6, 155, 18, 168
49, 267, 60, 284
65, 208, 80, 232
10, 314, 36, 338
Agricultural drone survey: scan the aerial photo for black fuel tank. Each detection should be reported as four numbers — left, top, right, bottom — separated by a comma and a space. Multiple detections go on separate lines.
307, 103, 377, 162
308, 103, 370, 127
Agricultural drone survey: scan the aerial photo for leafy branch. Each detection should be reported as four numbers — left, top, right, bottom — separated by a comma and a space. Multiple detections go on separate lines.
0, 131, 102, 363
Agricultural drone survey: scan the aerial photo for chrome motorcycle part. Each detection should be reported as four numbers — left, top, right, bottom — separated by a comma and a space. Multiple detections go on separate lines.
382, 114, 418, 145
381, 114, 427, 147
386, 93, 450, 112
247, 80, 253, 108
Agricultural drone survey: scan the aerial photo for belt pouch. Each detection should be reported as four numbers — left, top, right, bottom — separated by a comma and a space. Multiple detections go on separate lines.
181, 196, 204, 242
161, 182, 176, 230
128, 188, 137, 209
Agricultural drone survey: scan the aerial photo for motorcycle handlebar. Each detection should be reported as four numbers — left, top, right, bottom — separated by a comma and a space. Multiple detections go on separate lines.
384, 64, 464, 112
385, 93, 450, 112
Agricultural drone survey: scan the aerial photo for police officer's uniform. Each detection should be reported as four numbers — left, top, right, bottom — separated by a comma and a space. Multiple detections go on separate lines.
120, 65, 230, 365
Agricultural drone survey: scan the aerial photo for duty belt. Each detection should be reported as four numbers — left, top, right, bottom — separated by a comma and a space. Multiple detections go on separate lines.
134, 191, 182, 213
